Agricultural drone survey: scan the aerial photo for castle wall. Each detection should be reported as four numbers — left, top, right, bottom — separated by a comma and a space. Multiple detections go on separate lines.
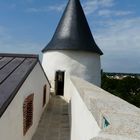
42, 50, 101, 90
65, 76, 140, 140
0, 63, 50, 140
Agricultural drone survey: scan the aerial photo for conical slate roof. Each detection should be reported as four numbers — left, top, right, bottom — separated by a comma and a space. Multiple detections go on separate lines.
42, 0, 103, 55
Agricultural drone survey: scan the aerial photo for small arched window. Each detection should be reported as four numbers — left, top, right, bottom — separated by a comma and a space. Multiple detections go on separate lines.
43, 85, 47, 107
23, 94, 34, 135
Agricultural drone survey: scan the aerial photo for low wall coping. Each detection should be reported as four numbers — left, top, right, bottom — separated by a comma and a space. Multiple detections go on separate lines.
70, 76, 140, 140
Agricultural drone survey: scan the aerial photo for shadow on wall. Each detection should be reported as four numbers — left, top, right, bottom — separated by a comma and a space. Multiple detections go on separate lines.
60, 50, 100, 68
59, 50, 101, 85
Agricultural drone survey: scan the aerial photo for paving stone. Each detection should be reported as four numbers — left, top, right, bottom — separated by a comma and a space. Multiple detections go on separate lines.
32, 96, 70, 140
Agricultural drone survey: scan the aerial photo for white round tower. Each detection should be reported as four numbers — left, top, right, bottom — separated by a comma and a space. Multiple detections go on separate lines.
42, 50, 101, 87
42, 0, 103, 92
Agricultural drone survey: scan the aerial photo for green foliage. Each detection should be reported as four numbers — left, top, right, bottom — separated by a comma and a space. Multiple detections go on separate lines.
101, 74, 140, 108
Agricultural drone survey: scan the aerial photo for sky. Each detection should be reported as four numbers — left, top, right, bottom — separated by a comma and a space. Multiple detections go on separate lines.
0, 0, 140, 73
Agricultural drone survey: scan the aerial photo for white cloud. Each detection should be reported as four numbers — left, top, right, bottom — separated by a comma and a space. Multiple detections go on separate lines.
82, 0, 138, 75
94, 17, 140, 72
115, 11, 134, 16
83, 0, 99, 15
30, 0, 114, 15
98, 0, 114, 7
98, 9, 133, 17
48, 4, 66, 12
98, 9, 111, 16
26, 7, 48, 12
30, 0, 132, 20
83, 0, 114, 15
26, 3, 66, 13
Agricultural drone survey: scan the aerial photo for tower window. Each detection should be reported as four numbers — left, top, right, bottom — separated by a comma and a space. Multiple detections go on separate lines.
43, 85, 47, 107
23, 94, 34, 135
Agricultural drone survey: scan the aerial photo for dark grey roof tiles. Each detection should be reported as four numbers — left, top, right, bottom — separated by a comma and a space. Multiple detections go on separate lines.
0, 53, 38, 117
42, 0, 103, 55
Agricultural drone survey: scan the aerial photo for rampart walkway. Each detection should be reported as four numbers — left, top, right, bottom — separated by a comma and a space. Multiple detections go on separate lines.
32, 96, 70, 140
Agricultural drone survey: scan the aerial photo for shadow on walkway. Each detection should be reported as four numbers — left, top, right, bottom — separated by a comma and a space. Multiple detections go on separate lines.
32, 96, 70, 140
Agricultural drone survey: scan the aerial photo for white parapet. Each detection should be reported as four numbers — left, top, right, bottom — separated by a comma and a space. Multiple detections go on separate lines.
64, 75, 140, 140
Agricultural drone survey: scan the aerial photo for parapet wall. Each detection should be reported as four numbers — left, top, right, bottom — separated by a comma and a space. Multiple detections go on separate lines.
64, 75, 140, 140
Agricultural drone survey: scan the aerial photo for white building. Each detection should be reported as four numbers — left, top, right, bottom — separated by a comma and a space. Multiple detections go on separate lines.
42, 0, 103, 95
0, 53, 50, 140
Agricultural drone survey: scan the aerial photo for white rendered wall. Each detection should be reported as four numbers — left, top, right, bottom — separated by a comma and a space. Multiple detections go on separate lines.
42, 50, 101, 89
71, 88, 101, 140
64, 75, 101, 140
0, 63, 50, 140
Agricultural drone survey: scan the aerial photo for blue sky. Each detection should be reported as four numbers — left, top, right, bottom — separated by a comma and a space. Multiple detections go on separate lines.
0, 0, 140, 73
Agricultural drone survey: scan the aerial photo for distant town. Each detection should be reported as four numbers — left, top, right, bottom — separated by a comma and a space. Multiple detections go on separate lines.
103, 72, 140, 80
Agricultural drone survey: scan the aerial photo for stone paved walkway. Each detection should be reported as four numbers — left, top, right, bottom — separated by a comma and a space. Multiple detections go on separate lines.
32, 96, 70, 140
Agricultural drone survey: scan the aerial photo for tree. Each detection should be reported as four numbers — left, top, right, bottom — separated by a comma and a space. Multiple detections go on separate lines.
101, 74, 140, 108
